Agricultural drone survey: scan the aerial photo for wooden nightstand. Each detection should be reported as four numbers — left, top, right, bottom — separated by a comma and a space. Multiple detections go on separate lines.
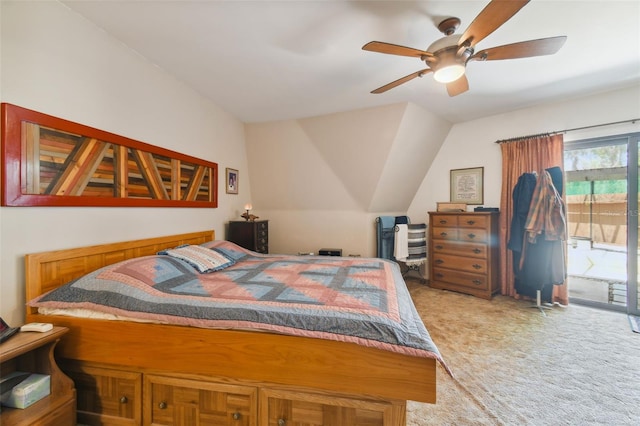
0, 326, 76, 425
228, 220, 269, 253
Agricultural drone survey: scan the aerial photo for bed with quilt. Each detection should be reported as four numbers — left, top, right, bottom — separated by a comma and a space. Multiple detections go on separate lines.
25, 230, 448, 426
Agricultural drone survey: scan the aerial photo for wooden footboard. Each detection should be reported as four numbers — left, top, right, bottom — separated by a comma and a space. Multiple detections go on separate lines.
25, 230, 436, 425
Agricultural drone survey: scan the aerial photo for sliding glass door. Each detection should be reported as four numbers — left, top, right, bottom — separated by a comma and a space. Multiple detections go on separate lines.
565, 132, 639, 315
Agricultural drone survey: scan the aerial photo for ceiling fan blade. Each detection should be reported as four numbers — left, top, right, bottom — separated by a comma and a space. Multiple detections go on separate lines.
446, 74, 469, 97
470, 36, 567, 61
363, 41, 433, 59
458, 0, 530, 49
371, 69, 432, 94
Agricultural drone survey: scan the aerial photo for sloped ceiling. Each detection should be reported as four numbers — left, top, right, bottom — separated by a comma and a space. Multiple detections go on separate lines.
59, 0, 640, 124
246, 102, 451, 212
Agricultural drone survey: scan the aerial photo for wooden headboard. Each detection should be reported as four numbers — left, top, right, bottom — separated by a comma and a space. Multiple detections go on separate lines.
25, 230, 214, 313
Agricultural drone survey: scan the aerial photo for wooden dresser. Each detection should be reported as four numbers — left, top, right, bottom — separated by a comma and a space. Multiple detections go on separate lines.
428, 211, 500, 299
228, 220, 269, 253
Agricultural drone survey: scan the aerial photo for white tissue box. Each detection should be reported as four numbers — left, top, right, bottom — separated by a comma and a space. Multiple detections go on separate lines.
0, 372, 50, 409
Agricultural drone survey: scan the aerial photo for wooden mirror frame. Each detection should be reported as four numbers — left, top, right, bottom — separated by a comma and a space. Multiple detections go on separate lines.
1, 103, 218, 207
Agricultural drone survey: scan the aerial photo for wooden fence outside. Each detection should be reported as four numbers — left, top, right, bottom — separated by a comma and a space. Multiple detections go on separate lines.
566, 193, 631, 247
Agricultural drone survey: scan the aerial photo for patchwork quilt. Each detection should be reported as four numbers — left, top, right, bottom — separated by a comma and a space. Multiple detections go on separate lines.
29, 240, 445, 365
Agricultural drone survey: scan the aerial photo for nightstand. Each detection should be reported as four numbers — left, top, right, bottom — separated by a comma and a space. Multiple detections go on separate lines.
0, 326, 76, 425
228, 220, 269, 253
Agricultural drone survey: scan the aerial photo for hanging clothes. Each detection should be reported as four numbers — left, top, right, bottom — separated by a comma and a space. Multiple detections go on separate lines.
507, 171, 537, 274
510, 167, 567, 301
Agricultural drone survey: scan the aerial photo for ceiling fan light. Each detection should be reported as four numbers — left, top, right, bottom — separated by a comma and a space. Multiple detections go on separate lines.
433, 64, 465, 83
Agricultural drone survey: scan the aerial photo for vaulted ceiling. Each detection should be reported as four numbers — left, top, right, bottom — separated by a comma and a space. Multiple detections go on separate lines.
61, 0, 640, 124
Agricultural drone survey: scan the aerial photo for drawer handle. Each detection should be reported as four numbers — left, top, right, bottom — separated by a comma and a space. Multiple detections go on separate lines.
120, 396, 128, 404
472, 264, 482, 269
435, 259, 444, 265
435, 273, 444, 278
439, 220, 447, 224
472, 279, 483, 285
278, 420, 286, 426
473, 248, 481, 254
435, 245, 444, 250
466, 220, 476, 225
158, 401, 167, 409
439, 232, 448, 237
233, 412, 241, 420
467, 233, 476, 239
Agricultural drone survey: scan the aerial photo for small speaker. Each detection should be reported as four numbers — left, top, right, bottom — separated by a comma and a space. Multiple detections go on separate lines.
319, 248, 342, 256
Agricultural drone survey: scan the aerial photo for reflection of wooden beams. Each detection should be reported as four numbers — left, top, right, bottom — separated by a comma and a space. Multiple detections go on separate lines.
114, 145, 128, 198
22, 123, 40, 194
130, 150, 169, 200
184, 165, 207, 201
171, 159, 181, 200
48, 138, 111, 196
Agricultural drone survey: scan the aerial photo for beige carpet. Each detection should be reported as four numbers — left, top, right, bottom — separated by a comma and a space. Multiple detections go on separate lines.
405, 280, 640, 425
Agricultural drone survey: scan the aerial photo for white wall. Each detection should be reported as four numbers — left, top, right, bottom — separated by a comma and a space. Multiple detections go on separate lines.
408, 85, 640, 220
245, 103, 451, 257
0, 1, 251, 325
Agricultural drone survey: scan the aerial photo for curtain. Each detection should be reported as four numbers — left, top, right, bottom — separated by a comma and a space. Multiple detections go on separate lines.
498, 134, 569, 305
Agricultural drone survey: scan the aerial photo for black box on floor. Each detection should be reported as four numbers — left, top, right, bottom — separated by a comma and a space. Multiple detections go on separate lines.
319, 248, 342, 256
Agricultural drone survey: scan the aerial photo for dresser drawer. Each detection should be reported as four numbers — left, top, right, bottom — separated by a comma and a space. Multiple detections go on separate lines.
432, 268, 489, 291
431, 253, 487, 274
457, 215, 489, 229
260, 388, 399, 426
432, 240, 487, 258
431, 227, 458, 241
145, 374, 257, 426
62, 363, 142, 426
458, 228, 488, 243
430, 215, 458, 227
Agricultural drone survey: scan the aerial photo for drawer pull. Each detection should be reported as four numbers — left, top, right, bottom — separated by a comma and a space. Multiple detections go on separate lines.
439, 220, 447, 225
158, 401, 167, 409
233, 412, 241, 420
120, 396, 128, 404
472, 279, 483, 285
467, 233, 476, 239
472, 264, 482, 269
435, 259, 444, 265
278, 420, 286, 426
435, 245, 444, 250
466, 220, 476, 225
473, 248, 481, 254
439, 232, 448, 237
435, 273, 444, 278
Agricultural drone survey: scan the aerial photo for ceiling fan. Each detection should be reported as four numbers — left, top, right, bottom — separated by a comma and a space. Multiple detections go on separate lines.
362, 0, 567, 96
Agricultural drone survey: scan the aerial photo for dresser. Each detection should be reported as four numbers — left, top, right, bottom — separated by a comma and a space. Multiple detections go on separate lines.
428, 211, 500, 299
228, 220, 269, 253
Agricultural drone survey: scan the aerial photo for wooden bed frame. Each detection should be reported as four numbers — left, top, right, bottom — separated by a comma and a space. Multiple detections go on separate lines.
25, 230, 436, 425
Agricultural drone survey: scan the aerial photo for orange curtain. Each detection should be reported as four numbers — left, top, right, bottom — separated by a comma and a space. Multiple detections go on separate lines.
498, 134, 569, 305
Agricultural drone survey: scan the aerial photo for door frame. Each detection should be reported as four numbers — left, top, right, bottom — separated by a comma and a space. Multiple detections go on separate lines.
565, 132, 640, 315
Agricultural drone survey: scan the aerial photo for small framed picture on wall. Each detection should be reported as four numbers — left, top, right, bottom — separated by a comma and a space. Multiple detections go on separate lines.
226, 168, 238, 194
450, 166, 484, 205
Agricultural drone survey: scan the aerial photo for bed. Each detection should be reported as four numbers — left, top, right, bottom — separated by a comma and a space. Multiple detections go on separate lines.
25, 230, 446, 426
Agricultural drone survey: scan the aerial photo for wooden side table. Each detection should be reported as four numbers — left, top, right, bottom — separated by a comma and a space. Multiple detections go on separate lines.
0, 326, 76, 425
